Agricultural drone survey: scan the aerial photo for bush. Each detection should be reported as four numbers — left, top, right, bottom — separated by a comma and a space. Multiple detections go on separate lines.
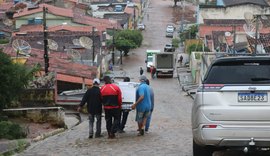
0, 121, 26, 140
0, 39, 9, 44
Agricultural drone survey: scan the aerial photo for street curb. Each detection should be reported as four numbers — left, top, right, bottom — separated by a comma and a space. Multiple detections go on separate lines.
32, 128, 66, 142
0, 139, 30, 156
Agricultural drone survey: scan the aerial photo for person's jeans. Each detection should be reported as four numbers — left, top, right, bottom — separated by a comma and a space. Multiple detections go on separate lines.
89, 114, 102, 136
104, 108, 121, 134
145, 111, 152, 131
119, 110, 130, 130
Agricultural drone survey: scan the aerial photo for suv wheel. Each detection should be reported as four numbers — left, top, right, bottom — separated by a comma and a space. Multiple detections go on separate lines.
193, 140, 214, 156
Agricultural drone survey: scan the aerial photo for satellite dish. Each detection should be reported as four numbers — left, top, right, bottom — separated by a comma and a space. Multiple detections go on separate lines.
48, 39, 58, 51
218, 35, 225, 43
72, 39, 81, 46
243, 12, 263, 38
244, 12, 255, 24
3, 18, 13, 26
79, 36, 93, 49
225, 32, 231, 37
66, 49, 81, 60
243, 24, 256, 38
12, 39, 31, 56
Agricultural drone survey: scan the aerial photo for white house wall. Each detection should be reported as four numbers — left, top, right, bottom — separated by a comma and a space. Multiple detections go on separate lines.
198, 4, 270, 24
15, 13, 83, 29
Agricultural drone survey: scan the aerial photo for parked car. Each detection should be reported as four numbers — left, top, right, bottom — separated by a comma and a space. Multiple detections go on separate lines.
192, 55, 270, 156
164, 44, 175, 52
137, 23, 145, 30
165, 32, 174, 38
166, 24, 175, 33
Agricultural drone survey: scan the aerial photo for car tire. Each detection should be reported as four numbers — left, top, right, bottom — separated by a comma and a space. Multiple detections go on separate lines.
193, 140, 214, 156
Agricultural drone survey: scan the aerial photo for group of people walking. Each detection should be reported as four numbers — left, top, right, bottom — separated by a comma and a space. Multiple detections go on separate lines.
78, 75, 154, 139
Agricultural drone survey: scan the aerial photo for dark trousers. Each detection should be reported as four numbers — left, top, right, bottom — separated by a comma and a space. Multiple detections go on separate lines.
88, 114, 101, 136
119, 110, 130, 130
104, 108, 121, 134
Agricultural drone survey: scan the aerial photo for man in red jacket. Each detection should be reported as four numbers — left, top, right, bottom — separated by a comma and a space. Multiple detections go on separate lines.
100, 76, 122, 139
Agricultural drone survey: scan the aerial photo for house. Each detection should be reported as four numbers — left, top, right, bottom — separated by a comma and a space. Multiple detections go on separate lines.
197, 0, 270, 52
1, 46, 97, 93
90, 1, 140, 29
13, 3, 76, 29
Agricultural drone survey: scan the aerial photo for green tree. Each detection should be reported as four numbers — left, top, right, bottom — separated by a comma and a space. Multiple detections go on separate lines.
172, 38, 180, 48
187, 43, 210, 55
114, 30, 143, 56
0, 50, 38, 112
180, 25, 198, 42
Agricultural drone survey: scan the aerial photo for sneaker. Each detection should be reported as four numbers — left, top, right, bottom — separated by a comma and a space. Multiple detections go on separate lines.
140, 129, 144, 136
108, 133, 116, 139
88, 135, 93, 139
145, 130, 149, 134
118, 129, 125, 133
137, 129, 144, 136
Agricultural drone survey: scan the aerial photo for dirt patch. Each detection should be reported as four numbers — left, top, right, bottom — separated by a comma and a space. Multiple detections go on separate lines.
172, 3, 196, 25
9, 118, 59, 139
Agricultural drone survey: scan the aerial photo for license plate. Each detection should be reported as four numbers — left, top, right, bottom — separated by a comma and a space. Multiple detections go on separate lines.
238, 93, 268, 102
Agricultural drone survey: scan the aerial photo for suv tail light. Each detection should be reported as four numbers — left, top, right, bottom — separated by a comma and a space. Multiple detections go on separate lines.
202, 124, 218, 129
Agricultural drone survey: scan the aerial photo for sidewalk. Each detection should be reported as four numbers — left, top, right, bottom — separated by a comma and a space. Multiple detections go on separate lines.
0, 114, 80, 155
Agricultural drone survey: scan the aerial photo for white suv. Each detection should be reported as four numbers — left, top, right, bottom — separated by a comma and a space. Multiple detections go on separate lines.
192, 56, 270, 156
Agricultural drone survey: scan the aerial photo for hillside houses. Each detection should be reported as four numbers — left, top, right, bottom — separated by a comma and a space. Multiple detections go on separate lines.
0, 0, 143, 93
197, 0, 270, 53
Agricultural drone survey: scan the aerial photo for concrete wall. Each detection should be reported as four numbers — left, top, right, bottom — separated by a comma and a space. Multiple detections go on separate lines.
3, 107, 65, 127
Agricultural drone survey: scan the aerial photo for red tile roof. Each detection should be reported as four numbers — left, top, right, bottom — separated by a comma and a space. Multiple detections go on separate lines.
13, 3, 74, 18
0, 2, 13, 11
124, 7, 133, 15
73, 14, 121, 30
247, 33, 270, 53
2, 46, 97, 84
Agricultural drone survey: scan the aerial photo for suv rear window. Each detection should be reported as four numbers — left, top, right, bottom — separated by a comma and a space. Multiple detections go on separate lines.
204, 59, 270, 84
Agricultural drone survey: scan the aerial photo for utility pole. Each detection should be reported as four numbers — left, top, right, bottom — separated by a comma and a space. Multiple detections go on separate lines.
92, 26, 95, 64
254, 15, 259, 55
43, 7, 49, 75
180, 0, 185, 33
140, 0, 143, 15
112, 27, 115, 65
233, 25, 236, 55
133, 6, 136, 29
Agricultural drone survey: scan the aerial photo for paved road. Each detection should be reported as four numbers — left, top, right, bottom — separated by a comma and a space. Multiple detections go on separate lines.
18, 0, 194, 156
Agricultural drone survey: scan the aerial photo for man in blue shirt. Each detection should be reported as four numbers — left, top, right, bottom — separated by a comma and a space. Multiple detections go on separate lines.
131, 75, 151, 136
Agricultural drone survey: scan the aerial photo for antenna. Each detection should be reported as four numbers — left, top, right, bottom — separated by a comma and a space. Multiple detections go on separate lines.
244, 12, 255, 25
3, 18, 13, 26
66, 49, 81, 60
12, 39, 31, 56
218, 35, 225, 44
79, 36, 93, 49
243, 12, 263, 38
48, 39, 58, 51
